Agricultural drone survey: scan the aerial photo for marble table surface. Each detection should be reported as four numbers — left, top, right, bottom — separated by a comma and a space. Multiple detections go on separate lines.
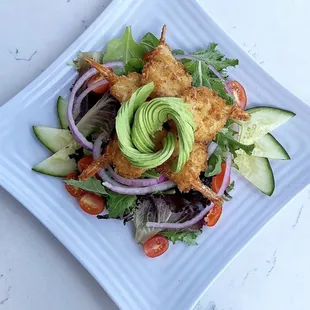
0, 0, 309, 309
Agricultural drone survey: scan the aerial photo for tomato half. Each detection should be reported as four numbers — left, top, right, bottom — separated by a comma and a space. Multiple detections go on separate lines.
87, 74, 109, 94
79, 193, 105, 215
78, 155, 94, 173
211, 163, 230, 193
204, 205, 222, 227
227, 80, 247, 110
65, 172, 86, 198
143, 235, 169, 258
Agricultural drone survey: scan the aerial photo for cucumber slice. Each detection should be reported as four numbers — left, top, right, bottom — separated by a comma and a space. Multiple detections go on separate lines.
238, 107, 295, 144
33, 126, 73, 153
33, 141, 79, 177
234, 150, 275, 196
251, 133, 290, 160
57, 96, 68, 129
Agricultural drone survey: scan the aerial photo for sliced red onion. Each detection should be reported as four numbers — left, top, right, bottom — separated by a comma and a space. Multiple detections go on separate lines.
102, 61, 124, 68
93, 133, 123, 187
103, 180, 175, 195
73, 79, 108, 117
146, 153, 232, 229
67, 68, 97, 150
97, 170, 121, 186
107, 166, 167, 187
174, 54, 233, 95
69, 61, 124, 136
207, 142, 218, 158
93, 132, 105, 159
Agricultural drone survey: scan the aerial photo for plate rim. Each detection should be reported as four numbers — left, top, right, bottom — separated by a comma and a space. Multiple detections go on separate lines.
0, 1, 309, 309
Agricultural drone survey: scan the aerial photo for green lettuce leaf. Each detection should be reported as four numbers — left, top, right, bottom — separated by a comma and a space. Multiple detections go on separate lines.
65, 178, 108, 195
161, 231, 201, 246
125, 58, 144, 74
140, 32, 159, 53
205, 151, 222, 177
107, 193, 136, 218
226, 180, 235, 193
183, 60, 233, 104
102, 27, 145, 64
192, 43, 238, 73
177, 43, 238, 104
215, 127, 255, 157
64, 178, 136, 219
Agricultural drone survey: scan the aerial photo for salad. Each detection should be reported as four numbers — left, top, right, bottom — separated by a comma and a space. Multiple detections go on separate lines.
32, 26, 294, 258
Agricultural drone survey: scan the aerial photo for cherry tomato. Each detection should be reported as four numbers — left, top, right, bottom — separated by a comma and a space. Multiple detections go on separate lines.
211, 163, 230, 193
87, 74, 109, 94
65, 172, 86, 198
78, 155, 94, 173
143, 235, 169, 258
204, 205, 222, 227
79, 192, 105, 215
227, 80, 247, 109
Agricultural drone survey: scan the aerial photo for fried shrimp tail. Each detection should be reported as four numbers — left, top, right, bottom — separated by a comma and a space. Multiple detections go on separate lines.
191, 180, 224, 206
84, 57, 119, 84
158, 142, 222, 205
79, 143, 113, 180
84, 57, 142, 102
159, 24, 167, 44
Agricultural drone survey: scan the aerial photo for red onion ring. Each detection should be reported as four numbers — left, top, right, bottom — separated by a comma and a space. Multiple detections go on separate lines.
174, 54, 233, 95
101, 61, 124, 68
103, 180, 175, 195
67, 68, 97, 150
146, 153, 232, 229
207, 142, 218, 158
107, 166, 167, 187
68, 61, 125, 149
73, 79, 109, 117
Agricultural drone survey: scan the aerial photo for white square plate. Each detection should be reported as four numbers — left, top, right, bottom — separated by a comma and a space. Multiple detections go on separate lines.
0, 0, 310, 309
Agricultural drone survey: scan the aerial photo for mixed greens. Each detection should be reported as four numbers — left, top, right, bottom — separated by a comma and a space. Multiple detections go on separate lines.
32, 26, 295, 257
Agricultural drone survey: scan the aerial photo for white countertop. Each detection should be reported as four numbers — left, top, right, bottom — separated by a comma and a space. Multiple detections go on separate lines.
0, 0, 309, 309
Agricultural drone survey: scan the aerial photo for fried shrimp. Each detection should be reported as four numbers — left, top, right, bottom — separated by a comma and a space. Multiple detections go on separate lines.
158, 142, 224, 206
182, 87, 250, 142
79, 137, 145, 180
141, 25, 192, 98
109, 138, 145, 179
85, 57, 141, 102
79, 58, 144, 180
